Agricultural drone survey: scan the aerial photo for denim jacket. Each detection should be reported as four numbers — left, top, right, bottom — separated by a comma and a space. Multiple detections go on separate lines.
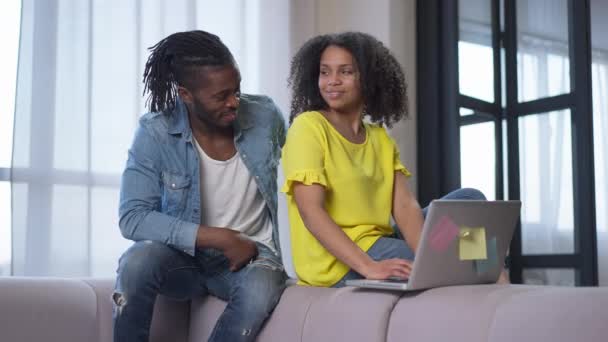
118, 94, 286, 257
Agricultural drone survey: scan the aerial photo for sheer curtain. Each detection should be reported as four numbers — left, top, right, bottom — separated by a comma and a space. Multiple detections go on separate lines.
516, 4, 577, 285
592, 52, 608, 286
517, 4, 608, 285
11, 0, 291, 277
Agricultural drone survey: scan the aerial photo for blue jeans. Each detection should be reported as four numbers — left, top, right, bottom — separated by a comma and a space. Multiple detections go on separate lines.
113, 240, 287, 342
333, 188, 486, 287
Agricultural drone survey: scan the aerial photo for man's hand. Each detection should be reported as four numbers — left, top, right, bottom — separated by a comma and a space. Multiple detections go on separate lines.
196, 226, 258, 272
361, 259, 412, 280
221, 231, 258, 272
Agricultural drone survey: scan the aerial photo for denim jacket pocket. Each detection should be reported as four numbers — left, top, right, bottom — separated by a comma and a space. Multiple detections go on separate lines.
161, 171, 191, 215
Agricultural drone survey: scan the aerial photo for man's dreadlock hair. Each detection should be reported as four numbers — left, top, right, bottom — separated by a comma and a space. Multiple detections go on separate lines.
288, 32, 408, 128
143, 30, 235, 113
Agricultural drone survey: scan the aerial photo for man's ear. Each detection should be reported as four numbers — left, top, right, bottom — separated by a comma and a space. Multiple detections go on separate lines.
177, 86, 193, 105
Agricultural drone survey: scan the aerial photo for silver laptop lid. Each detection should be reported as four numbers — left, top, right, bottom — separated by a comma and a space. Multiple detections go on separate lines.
406, 200, 521, 290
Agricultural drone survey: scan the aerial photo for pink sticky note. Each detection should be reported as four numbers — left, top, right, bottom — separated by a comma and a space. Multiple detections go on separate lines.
429, 215, 460, 252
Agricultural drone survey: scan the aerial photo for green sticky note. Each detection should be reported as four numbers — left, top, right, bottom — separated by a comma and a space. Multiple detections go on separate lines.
475, 237, 498, 274
459, 227, 487, 260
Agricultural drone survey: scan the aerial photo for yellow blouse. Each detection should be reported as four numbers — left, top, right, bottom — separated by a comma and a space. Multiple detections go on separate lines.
281, 111, 411, 287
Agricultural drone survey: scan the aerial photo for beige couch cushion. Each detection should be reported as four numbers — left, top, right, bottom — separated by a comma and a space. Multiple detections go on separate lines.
189, 285, 402, 342
0, 277, 98, 342
387, 284, 608, 342
488, 286, 608, 342
84, 278, 190, 342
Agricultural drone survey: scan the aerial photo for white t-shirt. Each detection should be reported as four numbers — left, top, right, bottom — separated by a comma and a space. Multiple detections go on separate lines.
193, 139, 274, 250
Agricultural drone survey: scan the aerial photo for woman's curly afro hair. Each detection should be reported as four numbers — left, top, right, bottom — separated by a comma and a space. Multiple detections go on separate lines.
288, 31, 408, 127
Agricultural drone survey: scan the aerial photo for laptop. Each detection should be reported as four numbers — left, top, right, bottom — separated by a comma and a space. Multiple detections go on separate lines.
345, 200, 521, 291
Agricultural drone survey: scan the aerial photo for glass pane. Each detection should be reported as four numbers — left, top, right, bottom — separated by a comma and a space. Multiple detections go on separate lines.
91, 186, 132, 277
91, 1, 138, 174
11, 182, 28, 276
50, 185, 89, 276
523, 268, 575, 286
500, 0, 505, 31
460, 120, 496, 200
502, 119, 508, 200
0, 0, 21, 168
460, 108, 475, 116
591, 0, 608, 286
501, 48, 506, 108
0, 182, 11, 276
517, 0, 570, 102
53, 0, 90, 171
519, 110, 574, 255
459, 0, 494, 102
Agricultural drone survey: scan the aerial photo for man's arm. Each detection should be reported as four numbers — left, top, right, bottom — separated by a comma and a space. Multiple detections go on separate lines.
118, 123, 200, 255
293, 183, 412, 280
195, 226, 257, 271
391, 171, 424, 253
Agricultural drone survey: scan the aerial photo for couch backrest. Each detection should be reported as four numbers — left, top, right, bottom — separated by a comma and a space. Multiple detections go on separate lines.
387, 284, 608, 342
4, 278, 608, 342
189, 285, 404, 342
0, 278, 190, 342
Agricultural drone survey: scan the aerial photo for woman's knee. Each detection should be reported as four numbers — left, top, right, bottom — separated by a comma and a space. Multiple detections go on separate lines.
444, 188, 487, 201
460, 188, 486, 200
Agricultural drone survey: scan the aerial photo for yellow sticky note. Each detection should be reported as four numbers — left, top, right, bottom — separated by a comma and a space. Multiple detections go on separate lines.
459, 227, 487, 260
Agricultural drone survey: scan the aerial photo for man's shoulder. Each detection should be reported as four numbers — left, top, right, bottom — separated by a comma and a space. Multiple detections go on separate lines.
138, 110, 171, 133
240, 93, 274, 107
240, 94, 283, 122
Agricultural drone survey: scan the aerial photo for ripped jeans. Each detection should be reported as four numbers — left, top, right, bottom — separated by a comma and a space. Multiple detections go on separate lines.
113, 240, 287, 342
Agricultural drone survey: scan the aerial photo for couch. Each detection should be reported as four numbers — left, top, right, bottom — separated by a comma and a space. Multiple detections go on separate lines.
1, 277, 607, 342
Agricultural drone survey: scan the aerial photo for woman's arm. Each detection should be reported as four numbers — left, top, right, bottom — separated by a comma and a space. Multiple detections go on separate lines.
293, 182, 412, 280
392, 171, 424, 253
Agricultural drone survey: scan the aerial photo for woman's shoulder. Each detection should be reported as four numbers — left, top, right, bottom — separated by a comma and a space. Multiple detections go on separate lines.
290, 111, 329, 132
292, 110, 324, 124
365, 122, 392, 140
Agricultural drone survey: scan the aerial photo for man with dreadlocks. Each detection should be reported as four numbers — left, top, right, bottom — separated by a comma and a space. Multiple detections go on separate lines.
113, 30, 287, 342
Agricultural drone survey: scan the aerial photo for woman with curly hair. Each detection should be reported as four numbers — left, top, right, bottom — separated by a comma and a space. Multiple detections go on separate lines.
281, 32, 486, 288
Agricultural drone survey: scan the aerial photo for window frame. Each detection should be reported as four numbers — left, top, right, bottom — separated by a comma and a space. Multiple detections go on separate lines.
417, 0, 598, 285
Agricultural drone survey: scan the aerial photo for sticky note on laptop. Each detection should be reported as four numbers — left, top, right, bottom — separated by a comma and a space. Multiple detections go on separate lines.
475, 237, 498, 274
459, 227, 487, 260
429, 216, 460, 252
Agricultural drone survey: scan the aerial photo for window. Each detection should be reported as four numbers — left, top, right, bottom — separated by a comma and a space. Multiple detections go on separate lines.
7, 0, 291, 277
591, 0, 608, 286
455, 0, 598, 285
0, 0, 21, 276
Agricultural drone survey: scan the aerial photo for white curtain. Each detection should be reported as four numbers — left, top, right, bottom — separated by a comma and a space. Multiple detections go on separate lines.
592, 53, 608, 286
516, 0, 577, 286
11, 0, 292, 277
516, 0, 608, 286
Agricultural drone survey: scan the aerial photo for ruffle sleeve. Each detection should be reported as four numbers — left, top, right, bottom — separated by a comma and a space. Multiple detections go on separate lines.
394, 160, 412, 178
281, 168, 329, 195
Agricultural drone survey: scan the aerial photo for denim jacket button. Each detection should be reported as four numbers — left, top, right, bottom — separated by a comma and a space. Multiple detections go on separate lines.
171, 183, 176, 188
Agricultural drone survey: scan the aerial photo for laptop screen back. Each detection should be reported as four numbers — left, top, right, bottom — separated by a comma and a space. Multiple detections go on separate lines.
406, 200, 521, 290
